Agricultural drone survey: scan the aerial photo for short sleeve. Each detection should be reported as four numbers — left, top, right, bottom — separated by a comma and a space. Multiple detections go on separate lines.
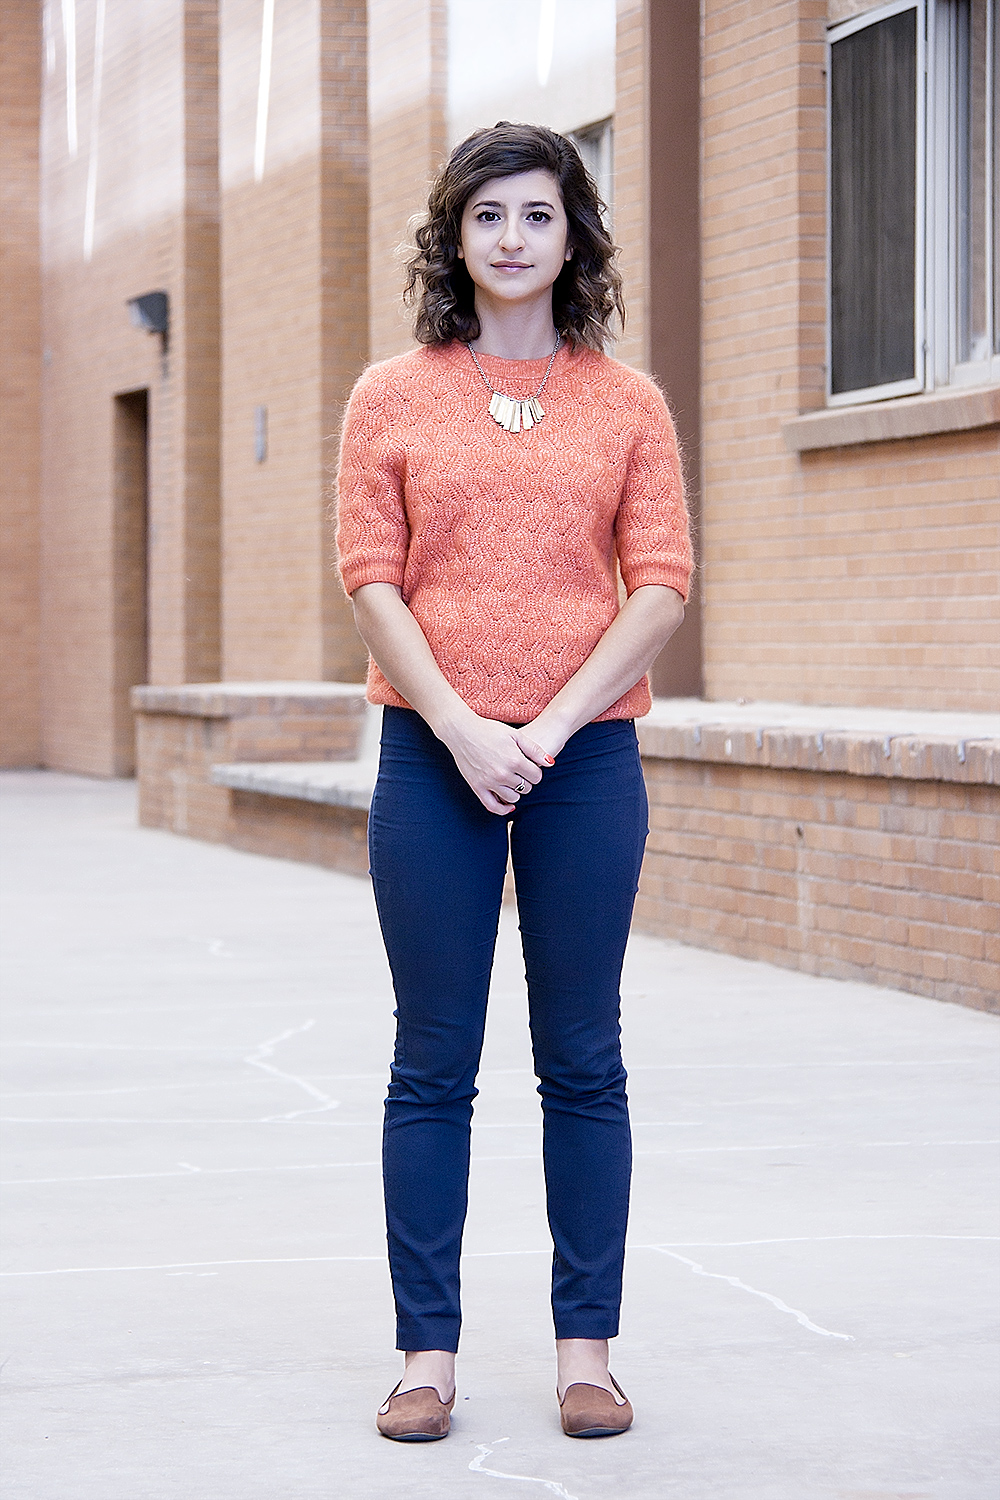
336, 369, 409, 597
614, 381, 693, 602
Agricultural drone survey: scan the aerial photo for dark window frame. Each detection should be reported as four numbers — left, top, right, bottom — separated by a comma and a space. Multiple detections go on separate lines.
827, 0, 999, 406
827, 0, 926, 406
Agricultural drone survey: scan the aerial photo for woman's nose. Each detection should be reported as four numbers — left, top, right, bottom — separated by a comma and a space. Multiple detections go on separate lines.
498, 221, 525, 252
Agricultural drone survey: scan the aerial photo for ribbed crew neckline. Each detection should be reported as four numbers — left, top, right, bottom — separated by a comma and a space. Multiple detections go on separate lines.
459, 342, 567, 372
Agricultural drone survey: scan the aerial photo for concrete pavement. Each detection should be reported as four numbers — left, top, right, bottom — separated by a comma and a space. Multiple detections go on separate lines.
1, 770, 997, 1500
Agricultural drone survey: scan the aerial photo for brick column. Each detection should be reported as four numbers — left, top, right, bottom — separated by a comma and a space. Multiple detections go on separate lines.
367, 0, 446, 362
219, 0, 368, 683
615, 0, 703, 695
613, 0, 649, 374
0, 1, 42, 766
699, 1, 829, 705
38, 0, 221, 775
177, 0, 222, 689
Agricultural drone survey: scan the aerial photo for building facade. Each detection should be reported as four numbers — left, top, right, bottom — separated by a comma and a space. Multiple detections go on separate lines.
2, 0, 998, 1003
4, 0, 997, 773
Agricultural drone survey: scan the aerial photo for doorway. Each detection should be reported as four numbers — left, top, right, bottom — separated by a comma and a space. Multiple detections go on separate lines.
112, 389, 149, 775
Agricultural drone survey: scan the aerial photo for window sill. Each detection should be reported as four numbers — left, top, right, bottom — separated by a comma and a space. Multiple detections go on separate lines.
782, 383, 1000, 453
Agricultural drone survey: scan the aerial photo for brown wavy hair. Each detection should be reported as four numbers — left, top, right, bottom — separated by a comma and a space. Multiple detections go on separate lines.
404, 122, 625, 351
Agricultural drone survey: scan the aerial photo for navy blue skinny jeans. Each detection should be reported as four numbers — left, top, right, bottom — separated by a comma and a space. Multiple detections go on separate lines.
368, 706, 649, 1354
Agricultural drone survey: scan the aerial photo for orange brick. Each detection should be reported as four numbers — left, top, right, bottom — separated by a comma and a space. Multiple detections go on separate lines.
0, 1, 41, 766
638, 752, 1000, 1010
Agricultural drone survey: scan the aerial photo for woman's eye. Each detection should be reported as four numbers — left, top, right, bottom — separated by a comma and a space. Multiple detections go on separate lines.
476, 211, 501, 222
526, 211, 552, 223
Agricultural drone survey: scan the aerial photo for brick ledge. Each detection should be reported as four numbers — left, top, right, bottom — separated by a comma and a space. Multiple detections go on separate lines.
210, 704, 383, 808
638, 700, 999, 785
211, 761, 376, 810
204, 697, 999, 796
131, 681, 368, 719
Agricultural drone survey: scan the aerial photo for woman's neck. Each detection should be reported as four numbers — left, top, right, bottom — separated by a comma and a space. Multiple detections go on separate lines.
470, 295, 558, 360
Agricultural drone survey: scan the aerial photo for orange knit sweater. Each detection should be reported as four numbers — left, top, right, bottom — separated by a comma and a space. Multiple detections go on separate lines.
336, 340, 692, 723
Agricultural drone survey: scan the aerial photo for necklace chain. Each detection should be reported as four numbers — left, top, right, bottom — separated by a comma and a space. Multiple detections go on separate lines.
467, 335, 561, 433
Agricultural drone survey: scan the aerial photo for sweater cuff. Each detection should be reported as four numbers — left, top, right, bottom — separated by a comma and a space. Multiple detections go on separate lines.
338, 557, 407, 598
621, 560, 691, 603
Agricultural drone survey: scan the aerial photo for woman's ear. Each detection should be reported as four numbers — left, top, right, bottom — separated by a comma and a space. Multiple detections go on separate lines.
565, 246, 574, 261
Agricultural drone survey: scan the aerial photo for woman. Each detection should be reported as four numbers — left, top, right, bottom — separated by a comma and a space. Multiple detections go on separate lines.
337, 122, 691, 1441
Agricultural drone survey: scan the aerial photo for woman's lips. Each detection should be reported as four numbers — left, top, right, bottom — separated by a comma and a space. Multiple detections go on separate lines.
492, 261, 531, 270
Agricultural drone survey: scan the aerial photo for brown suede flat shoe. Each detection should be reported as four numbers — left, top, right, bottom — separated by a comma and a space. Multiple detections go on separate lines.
558, 1375, 633, 1438
376, 1381, 456, 1442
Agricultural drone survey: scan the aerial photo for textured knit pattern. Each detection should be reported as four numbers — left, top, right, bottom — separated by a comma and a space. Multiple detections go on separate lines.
336, 340, 692, 722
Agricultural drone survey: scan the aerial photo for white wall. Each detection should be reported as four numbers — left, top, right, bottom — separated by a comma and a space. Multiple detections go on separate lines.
447, 0, 615, 149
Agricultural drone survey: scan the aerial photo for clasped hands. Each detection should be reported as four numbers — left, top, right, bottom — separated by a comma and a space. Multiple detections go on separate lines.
437, 709, 565, 816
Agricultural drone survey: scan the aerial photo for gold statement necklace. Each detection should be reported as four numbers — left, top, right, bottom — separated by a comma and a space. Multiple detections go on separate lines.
467, 334, 561, 433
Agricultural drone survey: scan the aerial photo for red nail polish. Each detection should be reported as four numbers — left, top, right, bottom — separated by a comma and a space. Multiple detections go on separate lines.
545, 755, 555, 765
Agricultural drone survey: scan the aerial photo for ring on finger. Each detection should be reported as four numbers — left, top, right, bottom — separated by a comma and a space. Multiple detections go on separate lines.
514, 778, 527, 794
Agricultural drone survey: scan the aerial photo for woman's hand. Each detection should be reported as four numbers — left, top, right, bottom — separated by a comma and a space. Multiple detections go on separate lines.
438, 713, 553, 816
350, 584, 554, 815
351, 581, 684, 815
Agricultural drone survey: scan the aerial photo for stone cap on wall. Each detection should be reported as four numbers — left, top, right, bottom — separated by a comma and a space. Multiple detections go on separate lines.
209, 705, 384, 809
638, 700, 1000, 785
211, 760, 377, 810
131, 681, 368, 719
782, 384, 1000, 451
202, 699, 998, 814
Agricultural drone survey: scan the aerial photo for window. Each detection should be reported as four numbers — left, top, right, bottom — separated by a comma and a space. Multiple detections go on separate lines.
570, 118, 614, 221
828, 0, 999, 405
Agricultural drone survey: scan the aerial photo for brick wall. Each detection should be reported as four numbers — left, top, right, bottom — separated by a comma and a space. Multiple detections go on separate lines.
219, 0, 368, 683
225, 789, 369, 876
131, 685, 998, 1014
319, 1, 370, 676
619, 0, 705, 697
0, 2, 42, 766
612, 0, 647, 374
636, 755, 999, 1015
133, 681, 367, 841
179, 0, 223, 691
699, 0, 1000, 713
367, 0, 446, 363
38, 0, 220, 775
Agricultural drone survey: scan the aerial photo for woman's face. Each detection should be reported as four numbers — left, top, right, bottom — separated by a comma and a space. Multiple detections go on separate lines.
458, 169, 572, 308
